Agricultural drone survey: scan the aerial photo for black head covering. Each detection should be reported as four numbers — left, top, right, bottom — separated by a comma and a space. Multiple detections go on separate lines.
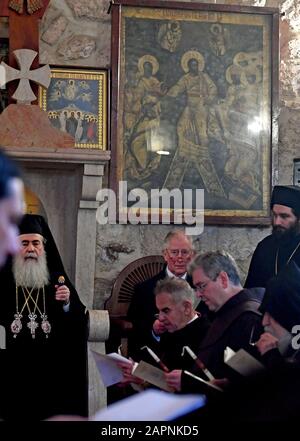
18, 214, 66, 278
271, 185, 300, 216
260, 261, 300, 332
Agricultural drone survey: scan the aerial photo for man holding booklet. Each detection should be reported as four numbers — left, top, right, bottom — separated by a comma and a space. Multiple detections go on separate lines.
116, 277, 210, 391
166, 251, 264, 394
204, 261, 300, 422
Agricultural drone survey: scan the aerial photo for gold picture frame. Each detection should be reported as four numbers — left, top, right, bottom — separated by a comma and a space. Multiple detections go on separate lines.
110, 1, 279, 224
39, 68, 108, 150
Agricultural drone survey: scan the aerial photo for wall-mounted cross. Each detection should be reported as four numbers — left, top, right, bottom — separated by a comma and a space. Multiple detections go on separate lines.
1, 48, 50, 103
0, 0, 51, 103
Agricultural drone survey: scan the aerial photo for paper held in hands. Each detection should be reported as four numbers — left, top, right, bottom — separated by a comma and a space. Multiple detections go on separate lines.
91, 351, 172, 391
224, 347, 265, 376
93, 389, 206, 421
91, 351, 132, 387
132, 360, 173, 392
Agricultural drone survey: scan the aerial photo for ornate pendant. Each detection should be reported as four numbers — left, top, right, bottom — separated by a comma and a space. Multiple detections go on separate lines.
41, 313, 51, 338
27, 313, 38, 339
11, 313, 23, 338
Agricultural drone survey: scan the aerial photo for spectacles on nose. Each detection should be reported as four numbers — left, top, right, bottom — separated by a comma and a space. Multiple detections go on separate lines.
167, 249, 191, 258
194, 280, 210, 293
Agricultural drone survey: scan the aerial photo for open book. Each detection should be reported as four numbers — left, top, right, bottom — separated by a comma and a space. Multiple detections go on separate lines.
93, 389, 206, 421
224, 347, 265, 376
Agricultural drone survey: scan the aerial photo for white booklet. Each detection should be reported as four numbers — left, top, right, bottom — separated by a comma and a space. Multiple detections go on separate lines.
224, 346, 265, 376
93, 389, 206, 421
132, 360, 173, 392
91, 350, 132, 387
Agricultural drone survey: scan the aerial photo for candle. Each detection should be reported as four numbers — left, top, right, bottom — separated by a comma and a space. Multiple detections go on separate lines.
141, 346, 169, 372
182, 346, 215, 381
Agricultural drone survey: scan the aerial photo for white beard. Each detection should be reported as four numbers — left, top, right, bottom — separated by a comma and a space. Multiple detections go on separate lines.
13, 252, 50, 289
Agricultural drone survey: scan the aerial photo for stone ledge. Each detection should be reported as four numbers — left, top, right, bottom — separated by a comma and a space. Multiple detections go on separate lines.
4, 145, 111, 164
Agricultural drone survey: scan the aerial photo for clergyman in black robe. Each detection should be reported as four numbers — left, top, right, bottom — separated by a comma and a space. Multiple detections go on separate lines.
0, 214, 88, 420
245, 185, 300, 288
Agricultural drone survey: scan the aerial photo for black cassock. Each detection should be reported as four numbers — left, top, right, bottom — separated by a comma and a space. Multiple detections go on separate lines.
245, 233, 300, 288
0, 265, 88, 421
158, 315, 210, 371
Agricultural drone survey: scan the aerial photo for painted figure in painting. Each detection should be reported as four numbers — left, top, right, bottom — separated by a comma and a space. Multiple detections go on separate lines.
208, 23, 228, 57
157, 20, 182, 53
66, 111, 77, 137
124, 55, 165, 181
163, 50, 225, 198
213, 51, 263, 207
75, 111, 84, 142
59, 110, 68, 132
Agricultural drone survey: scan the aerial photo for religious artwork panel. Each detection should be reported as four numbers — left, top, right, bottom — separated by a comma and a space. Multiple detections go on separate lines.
39, 68, 108, 149
110, 1, 279, 224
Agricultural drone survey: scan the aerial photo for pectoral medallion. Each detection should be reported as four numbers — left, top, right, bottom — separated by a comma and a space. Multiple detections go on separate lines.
11, 313, 23, 338
27, 313, 38, 339
41, 313, 51, 338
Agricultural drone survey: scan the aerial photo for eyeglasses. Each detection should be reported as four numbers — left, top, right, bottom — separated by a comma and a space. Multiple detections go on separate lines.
194, 280, 211, 293
166, 249, 192, 258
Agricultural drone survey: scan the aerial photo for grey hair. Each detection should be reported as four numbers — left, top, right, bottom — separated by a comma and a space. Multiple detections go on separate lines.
162, 229, 194, 251
154, 277, 197, 307
189, 250, 241, 286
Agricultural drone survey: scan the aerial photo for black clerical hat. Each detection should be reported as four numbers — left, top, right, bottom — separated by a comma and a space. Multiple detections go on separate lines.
19, 214, 46, 236
260, 261, 300, 332
271, 185, 300, 215
18, 214, 66, 277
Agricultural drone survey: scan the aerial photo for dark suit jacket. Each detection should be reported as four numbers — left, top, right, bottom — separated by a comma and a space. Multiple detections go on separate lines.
127, 266, 205, 360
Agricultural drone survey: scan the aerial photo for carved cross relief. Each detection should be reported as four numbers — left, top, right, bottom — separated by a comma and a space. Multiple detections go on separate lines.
1, 49, 50, 103
0, 0, 51, 102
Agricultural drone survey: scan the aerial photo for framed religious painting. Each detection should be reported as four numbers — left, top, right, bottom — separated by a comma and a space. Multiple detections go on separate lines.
110, 0, 279, 225
39, 68, 108, 149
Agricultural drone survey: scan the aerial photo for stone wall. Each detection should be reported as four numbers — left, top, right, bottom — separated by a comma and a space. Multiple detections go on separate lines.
39, 0, 300, 309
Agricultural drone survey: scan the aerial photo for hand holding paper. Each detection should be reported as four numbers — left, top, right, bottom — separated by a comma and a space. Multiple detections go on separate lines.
91, 350, 133, 387
164, 369, 183, 392
132, 360, 174, 392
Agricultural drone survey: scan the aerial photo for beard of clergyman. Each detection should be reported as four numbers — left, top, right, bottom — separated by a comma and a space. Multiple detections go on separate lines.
13, 251, 50, 289
272, 219, 300, 243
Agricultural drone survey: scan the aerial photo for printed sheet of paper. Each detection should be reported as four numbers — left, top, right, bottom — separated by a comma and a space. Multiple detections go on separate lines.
224, 346, 265, 376
93, 389, 206, 421
91, 350, 132, 387
132, 360, 173, 392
